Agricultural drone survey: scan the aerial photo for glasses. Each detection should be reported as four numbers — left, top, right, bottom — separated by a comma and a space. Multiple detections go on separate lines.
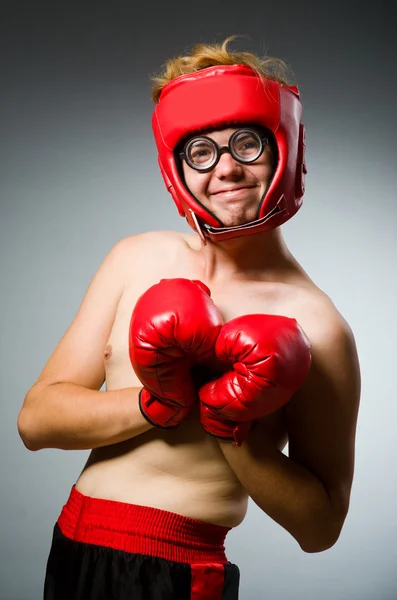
179, 128, 269, 172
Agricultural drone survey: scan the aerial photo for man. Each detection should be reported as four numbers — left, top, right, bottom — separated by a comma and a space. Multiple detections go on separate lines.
17, 38, 361, 600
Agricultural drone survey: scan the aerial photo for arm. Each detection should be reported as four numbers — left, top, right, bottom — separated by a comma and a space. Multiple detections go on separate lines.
217, 313, 361, 553
18, 384, 151, 451
17, 236, 153, 451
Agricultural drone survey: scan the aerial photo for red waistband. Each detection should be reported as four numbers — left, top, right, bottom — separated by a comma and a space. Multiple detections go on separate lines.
57, 485, 231, 564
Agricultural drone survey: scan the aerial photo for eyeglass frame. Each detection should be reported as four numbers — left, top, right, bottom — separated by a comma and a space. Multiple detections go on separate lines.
178, 127, 270, 173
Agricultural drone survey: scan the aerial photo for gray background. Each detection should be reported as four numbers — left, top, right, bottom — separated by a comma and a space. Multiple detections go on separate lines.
1, 1, 396, 598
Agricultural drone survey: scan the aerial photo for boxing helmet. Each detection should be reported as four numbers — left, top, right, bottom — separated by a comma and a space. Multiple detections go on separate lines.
152, 64, 307, 242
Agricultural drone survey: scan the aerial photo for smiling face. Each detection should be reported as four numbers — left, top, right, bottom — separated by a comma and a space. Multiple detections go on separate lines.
180, 127, 276, 228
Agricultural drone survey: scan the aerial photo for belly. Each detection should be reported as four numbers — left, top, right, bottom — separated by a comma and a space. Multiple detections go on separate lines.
76, 404, 250, 527
76, 402, 287, 528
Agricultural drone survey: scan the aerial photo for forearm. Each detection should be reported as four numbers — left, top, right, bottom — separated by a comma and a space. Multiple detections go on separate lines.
17, 383, 153, 451
218, 434, 346, 553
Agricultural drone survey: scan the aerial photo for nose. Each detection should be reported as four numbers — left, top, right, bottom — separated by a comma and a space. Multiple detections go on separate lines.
213, 151, 243, 179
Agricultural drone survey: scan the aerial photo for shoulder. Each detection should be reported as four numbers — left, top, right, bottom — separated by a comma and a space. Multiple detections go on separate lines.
287, 284, 361, 418
283, 283, 361, 404
290, 283, 357, 353
105, 230, 196, 292
108, 230, 192, 265
113, 230, 191, 252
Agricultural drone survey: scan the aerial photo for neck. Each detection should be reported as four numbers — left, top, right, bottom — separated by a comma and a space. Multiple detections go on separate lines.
198, 227, 294, 283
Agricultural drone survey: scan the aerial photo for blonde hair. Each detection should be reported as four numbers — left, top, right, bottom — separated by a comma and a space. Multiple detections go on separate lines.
151, 36, 293, 103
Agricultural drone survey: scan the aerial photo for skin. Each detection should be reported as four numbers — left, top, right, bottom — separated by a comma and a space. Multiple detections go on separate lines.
17, 127, 360, 554
182, 127, 275, 228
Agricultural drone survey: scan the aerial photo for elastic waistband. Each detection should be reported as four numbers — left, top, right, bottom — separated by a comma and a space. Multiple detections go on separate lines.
57, 485, 231, 564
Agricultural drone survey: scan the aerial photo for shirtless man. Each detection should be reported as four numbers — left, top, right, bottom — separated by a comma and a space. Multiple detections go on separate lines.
17, 38, 361, 600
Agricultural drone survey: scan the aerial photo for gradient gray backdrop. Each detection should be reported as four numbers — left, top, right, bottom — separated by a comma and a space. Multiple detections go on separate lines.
1, 1, 396, 598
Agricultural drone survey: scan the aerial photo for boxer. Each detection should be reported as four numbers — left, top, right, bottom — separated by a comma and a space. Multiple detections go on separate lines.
18, 37, 360, 600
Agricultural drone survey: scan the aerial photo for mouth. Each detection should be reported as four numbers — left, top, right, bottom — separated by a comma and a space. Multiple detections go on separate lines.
210, 186, 256, 199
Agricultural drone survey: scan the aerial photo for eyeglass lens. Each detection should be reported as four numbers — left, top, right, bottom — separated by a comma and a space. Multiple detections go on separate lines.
185, 129, 264, 170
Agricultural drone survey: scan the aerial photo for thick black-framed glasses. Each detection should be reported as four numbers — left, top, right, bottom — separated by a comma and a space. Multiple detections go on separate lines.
179, 128, 269, 172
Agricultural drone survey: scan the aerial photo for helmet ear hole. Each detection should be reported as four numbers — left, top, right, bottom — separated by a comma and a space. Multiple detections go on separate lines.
158, 157, 185, 216
170, 188, 186, 217
295, 124, 307, 198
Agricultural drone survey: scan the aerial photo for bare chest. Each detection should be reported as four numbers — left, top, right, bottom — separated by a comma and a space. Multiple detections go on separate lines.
79, 242, 324, 522
105, 271, 313, 389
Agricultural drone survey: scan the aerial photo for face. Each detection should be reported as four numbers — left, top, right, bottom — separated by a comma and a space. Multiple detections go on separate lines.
181, 127, 275, 228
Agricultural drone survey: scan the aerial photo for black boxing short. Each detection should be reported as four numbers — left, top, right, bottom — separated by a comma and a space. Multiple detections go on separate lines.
43, 485, 240, 599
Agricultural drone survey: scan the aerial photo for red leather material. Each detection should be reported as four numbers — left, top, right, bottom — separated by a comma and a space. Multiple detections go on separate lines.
152, 64, 307, 241
199, 314, 312, 445
129, 278, 223, 428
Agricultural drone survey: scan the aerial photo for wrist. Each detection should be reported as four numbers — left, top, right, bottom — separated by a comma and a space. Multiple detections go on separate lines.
139, 388, 192, 429
200, 402, 255, 446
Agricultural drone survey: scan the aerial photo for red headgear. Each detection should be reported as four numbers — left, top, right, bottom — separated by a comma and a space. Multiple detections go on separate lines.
152, 64, 307, 243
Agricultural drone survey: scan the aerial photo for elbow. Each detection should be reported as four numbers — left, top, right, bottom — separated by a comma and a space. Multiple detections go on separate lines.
17, 409, 42, 452
297, 515, 346, 554
297, 492, 350, 554
299, 534, 339, 554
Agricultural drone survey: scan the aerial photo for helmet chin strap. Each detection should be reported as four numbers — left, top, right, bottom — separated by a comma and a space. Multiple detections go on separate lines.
188, 195, 288, 244
189, 209, 208, 246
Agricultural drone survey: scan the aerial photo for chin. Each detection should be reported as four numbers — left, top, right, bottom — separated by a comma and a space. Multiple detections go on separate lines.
218, 210, 258, 228
218, 218, 245, 228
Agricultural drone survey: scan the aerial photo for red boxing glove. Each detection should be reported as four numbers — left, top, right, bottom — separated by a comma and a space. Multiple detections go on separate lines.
129, 278, 223, 428
199, 314, 312, 446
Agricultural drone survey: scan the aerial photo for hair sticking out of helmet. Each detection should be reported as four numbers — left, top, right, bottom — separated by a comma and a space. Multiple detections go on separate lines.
150, 36, 294, 103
